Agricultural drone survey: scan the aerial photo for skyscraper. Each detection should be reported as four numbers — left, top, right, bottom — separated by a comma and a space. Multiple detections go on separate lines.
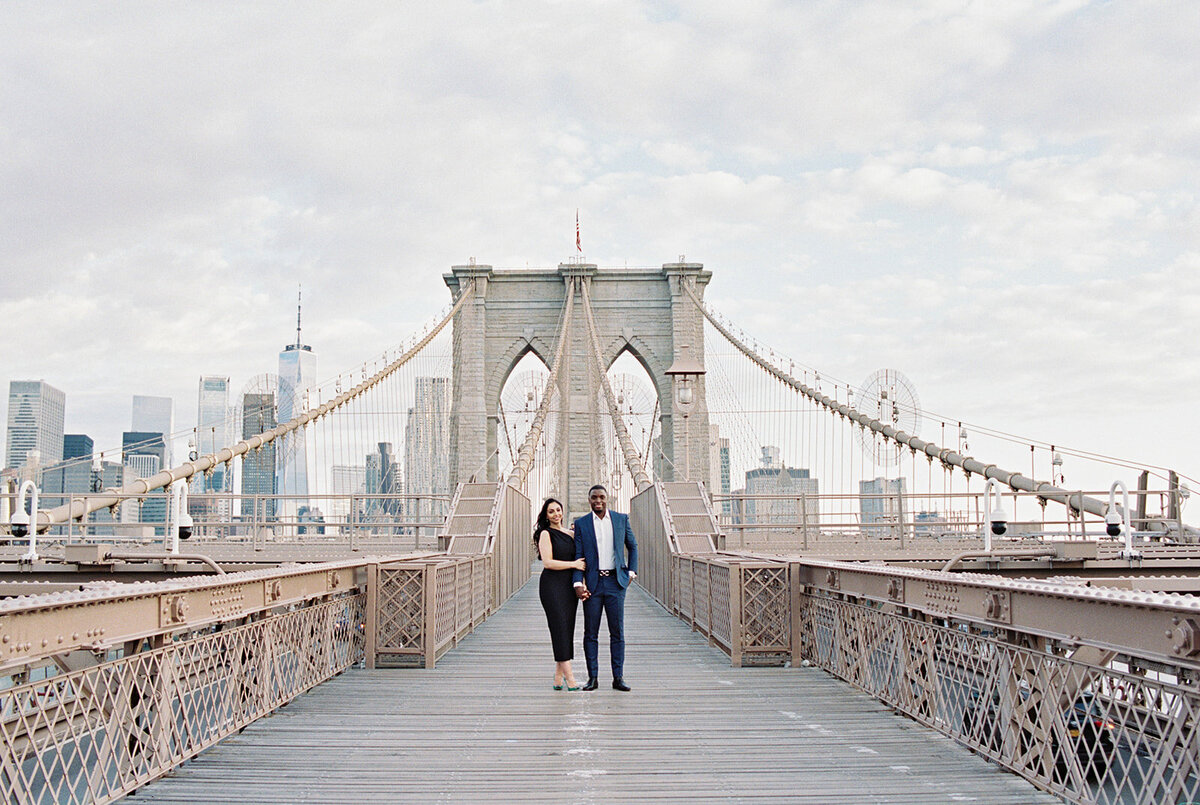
42, 434, 95, 505
365, 442, 402, 518
730, 446, 820, 536
860, 476, 908, 538
91, 460, 131, 533
197, 376, 231, 493
123, 431, 167, 531
241, 392, 277, 520
5, 380, 66, 474
708, 425, 731, 514
405, 377, 450, 537
277, 290, 317, 514
327, 464, 366, 521
132, 395, 175, 467
404, 377, 450, 496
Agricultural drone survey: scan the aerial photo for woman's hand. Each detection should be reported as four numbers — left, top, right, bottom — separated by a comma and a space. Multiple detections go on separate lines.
573, 558, 586, 571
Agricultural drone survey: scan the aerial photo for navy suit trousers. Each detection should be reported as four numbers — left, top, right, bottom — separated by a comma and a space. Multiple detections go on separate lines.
582, 575, 626, 680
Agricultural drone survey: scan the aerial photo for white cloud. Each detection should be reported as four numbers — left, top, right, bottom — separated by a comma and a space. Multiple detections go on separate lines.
1, 0, 1198, 490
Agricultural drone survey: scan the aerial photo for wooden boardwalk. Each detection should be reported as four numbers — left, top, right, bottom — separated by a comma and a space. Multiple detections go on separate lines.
132, 578, 1058, 804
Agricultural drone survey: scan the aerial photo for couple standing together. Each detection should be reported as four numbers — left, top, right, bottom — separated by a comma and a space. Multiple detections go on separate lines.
536, 484, 637, 692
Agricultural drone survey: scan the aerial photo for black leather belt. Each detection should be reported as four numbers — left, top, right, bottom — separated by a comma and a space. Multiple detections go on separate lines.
598, 570, 614, 577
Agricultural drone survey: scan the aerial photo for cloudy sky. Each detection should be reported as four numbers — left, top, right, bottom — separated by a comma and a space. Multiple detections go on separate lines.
2, 1, 1198, 489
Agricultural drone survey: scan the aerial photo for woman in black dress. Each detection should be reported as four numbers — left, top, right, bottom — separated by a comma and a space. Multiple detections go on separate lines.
535, 498, 585, 690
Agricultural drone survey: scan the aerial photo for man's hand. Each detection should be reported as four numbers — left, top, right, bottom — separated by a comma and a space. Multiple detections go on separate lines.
629, 571, 637, 582
575, 586, 590, 601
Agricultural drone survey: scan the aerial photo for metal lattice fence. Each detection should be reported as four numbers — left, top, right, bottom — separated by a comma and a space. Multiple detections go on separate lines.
1, 594, 365, 805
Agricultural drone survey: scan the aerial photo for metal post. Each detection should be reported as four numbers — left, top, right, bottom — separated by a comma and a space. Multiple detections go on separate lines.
788, 561, 802, 668
730, 564, 743, 667
423, 563, 438, 669
365, 563, 379, 670
252, 495, 261, 551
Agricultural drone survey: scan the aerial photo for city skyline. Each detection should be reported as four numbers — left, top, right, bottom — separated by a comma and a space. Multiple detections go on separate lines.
1, 4, 1197, 485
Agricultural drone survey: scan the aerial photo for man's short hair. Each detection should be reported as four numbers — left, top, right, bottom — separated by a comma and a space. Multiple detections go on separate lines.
588, 484, 607, 495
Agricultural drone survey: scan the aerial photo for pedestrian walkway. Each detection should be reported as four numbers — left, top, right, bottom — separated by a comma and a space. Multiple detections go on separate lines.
131, 577, 1057, 803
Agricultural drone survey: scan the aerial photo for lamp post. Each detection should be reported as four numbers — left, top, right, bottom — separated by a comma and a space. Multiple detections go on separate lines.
666, 343, 705, 482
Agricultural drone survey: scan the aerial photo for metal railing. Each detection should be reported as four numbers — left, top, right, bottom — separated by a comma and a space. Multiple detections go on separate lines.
1, 479, 534, 803
0, 561, 369, 805
714, 488, 1193, 550
636, 480, 1200, 805
0, 492, 451, 549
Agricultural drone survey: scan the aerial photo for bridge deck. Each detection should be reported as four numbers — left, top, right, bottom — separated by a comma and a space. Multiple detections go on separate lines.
131, 578, 1057, 803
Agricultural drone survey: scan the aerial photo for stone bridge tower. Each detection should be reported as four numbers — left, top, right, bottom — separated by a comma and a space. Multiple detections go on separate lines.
444, 262, 712, 515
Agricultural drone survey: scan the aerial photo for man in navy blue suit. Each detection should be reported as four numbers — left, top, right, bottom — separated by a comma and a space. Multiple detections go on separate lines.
573, 484, 637, 691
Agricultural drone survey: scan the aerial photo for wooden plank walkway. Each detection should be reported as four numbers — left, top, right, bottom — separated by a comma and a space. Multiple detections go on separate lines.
131, 578, 1058, 804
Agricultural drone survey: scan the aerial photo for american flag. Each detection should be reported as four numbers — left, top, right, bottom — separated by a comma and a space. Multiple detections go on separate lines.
576, 209, 581, 253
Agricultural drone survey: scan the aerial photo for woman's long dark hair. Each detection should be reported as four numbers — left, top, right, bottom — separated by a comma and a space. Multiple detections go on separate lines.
534, 498, 564, 546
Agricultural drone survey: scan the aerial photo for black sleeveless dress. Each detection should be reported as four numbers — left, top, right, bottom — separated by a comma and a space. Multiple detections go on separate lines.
538, 528, 579, 662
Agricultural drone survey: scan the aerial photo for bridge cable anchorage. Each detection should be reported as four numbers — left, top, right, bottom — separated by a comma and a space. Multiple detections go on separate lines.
36, 280, 478, 531
504, 279, 576, 490
677, 279, 1110, 522
579, 279, 652, 492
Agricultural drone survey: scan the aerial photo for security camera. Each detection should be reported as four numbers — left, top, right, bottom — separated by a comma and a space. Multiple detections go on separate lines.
1105, 508, 1122, 538
988, 506, 1008, 537
10, 509, 29, 539
178, 510, 194, 541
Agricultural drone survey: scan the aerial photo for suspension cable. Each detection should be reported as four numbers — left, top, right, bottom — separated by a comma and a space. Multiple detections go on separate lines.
37, 280, 478, 530
579, 280, 652, 492
680, 280, 1108, 519
506, 279, 576, 489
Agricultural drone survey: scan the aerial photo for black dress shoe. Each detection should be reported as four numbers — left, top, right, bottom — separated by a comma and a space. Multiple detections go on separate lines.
581, 677, 598, 691
612, 678, 631, 692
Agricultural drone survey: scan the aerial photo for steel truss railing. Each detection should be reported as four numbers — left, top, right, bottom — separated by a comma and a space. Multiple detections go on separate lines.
660, 549, 1200, 805
632, 481, 1200, 805
0, 561, 369, 805
1, 480, 532, 804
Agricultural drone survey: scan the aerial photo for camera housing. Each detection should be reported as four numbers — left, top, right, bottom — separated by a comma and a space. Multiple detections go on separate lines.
178, 510, 194, 541
10, 510, 30, 539
1105, 508, 1122, 538
990, 519, 1008, 537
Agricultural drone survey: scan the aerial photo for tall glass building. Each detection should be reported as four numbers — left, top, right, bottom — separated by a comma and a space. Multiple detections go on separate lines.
42, 434, 95, 503
197, 376, 231, 493
123, 431, 167, 532
132, 395, 175, 468
5, 380, 66, 473
405, 377, 450, 541
277, 294, 317, 515
242, 392, 277, 520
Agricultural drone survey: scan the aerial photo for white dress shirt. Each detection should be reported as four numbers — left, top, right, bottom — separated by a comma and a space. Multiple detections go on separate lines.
594, 511, 615, 570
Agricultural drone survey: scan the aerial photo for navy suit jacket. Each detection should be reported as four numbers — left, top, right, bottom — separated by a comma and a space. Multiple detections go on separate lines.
572, 510, 638, 591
